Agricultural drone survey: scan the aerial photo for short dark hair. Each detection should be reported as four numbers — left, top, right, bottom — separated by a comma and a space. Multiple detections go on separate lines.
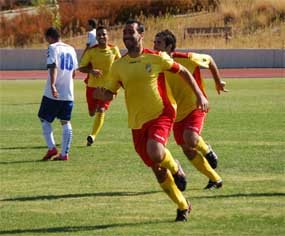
88, 19, 97, 28
155, 29, 176, 52
96, 26, 107, 32
126, 19, 144, 33
45, 27, 60, 40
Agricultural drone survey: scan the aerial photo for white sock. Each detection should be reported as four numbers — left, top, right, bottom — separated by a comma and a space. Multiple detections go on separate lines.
61, 122, 72, 156
41, 120, 55, 150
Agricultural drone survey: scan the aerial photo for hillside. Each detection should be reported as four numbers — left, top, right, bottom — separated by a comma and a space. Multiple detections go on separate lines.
62, 12, 285, 49
1, 0, 284, 49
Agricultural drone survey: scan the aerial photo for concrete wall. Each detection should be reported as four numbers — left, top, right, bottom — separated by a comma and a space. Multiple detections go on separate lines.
0, 48, 284, 70
186, 49, 285, 68
0, 49, 85, 70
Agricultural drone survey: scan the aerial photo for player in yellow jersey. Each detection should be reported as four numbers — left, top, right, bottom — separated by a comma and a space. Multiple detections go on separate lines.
79, 26, 121, 146
94, 20, 209, 222
153, 29, 228, 189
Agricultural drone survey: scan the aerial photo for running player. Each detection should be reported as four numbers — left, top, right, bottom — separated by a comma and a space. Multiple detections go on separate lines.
154, 29, 228, 189
79, 26, 121, 146
94, 20, 209, 221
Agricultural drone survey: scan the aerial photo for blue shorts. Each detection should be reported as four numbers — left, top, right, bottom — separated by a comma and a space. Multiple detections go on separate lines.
38, 96, 73, 123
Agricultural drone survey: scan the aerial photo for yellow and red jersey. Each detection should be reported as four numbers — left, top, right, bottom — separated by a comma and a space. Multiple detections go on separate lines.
80, 44, 121, 88
105, 48, 180, 129
166, 52, 211, 122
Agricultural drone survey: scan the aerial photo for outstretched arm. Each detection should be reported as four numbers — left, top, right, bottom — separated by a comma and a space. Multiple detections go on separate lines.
178, 65, 209, 111
79, 65, 103, 78
208, 57, 229, 94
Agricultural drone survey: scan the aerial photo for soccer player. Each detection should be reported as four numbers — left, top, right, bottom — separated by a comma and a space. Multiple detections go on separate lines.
38, 27, 78, 161
94, 20, 209, 221
86, 18, 97, 49
153, 29, 228, 189
79, 26, 121, 146
81, 19, 98, 59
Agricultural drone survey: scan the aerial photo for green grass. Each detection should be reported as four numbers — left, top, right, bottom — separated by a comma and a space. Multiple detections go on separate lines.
0, 78, 285, 236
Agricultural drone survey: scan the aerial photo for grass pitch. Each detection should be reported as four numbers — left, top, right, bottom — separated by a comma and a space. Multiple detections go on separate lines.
0, 78, 284, 236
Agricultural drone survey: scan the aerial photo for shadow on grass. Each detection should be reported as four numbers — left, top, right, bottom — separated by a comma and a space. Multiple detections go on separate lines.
1, 190, 160, 202
0, 145, 61, 164
0, 145, 58, 151
0, 160, 44, 165
1, 102, 40, 106
2, 191, 283, 202
0, 219, 172, 235
193, 192, 285, 199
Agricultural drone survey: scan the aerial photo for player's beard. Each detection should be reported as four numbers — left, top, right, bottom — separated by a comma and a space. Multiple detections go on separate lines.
98, 40, 106, 48
124, 38, 141, 54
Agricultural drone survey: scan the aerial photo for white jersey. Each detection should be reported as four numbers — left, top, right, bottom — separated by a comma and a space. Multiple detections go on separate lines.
87, 29, 97, 47
44, 41, 78, 101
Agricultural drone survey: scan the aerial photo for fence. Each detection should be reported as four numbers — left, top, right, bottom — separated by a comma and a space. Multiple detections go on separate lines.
183, 26, 232, 42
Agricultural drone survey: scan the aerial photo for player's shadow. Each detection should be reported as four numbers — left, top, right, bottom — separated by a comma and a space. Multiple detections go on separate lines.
0, 145, 54, 151
0, 160, 43, 165
0, 220, 172, 235
1, 191, 160, 202
193, 192, 285, 198
1, 102, 39, 106
0, 145, 60, 165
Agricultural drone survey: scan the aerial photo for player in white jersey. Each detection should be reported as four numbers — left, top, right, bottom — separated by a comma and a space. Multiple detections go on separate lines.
38, 27, 78, 161
86, 19, 97, 48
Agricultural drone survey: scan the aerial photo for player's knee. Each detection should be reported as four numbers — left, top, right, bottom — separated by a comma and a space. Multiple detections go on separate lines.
60, 120, 70, 126
148, 149, 164, 162
96, 107, 105, 113
183, 130, 199, 148
147, 140, 164, 163
181, 145, 196, 160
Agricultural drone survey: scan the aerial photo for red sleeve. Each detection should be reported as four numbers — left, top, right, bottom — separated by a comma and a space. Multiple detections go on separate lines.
168, 62, 180, 73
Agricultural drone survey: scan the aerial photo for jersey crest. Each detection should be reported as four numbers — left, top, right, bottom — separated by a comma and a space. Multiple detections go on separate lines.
145, 63, 152, 73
